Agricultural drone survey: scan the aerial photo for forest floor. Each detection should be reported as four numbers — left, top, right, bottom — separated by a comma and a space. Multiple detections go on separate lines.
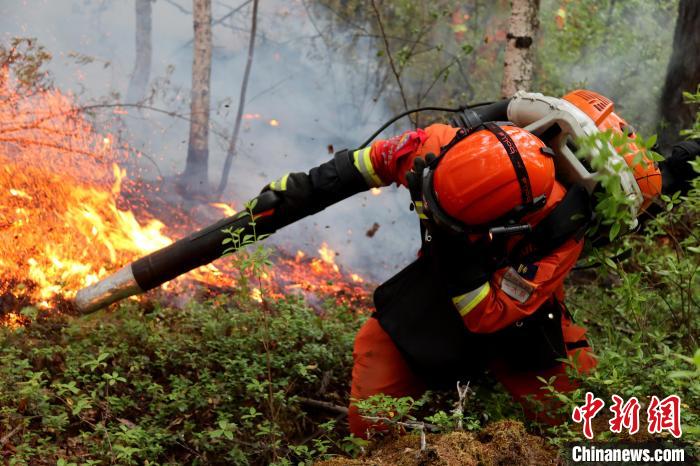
317, 420, 558, 466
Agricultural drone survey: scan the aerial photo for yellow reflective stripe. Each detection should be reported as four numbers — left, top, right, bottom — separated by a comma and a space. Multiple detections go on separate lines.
269, 173, 290, 191
414, 201, 428, 219
452, 282, 491, 316
352, 147, 383, 188
279, 173, 290, 191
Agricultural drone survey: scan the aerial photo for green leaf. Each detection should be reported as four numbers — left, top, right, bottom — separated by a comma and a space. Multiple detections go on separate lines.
646, 134, 657, 148
604, 257, 617, 269
609, 222, 621, 241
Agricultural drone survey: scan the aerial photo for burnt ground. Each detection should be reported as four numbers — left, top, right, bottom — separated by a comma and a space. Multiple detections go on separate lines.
317, 420, 559, 466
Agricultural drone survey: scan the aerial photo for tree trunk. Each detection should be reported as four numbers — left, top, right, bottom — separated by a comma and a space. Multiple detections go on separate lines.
182, 0, 212, 195
126, 0, 153, 103
658, 0, 700, 150
500, 0, 540, 98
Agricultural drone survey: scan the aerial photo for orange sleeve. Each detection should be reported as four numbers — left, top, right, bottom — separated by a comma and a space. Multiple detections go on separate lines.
461, 238, 584, 333
364, 124, 459, 186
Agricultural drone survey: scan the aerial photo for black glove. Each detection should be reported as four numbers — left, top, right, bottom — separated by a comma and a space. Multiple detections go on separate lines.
260, 150, 368, 223
261, 171, 315, 223
405, 154, 434, 200
660, 140, 700, 196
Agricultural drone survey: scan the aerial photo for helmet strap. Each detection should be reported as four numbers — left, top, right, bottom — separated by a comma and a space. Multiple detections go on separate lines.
482, 122, 534, 207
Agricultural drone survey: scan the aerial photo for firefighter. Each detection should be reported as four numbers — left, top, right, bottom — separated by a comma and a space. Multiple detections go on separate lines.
260, 90, 697, 438
260, 90, 698, 437
75, 87, 699, 432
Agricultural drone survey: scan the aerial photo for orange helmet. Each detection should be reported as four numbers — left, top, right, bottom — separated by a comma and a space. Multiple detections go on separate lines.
429, 124, 554, 227
563, 90, 662, 211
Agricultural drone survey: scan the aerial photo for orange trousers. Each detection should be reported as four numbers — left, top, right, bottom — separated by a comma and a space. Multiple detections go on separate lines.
349, 317, 596, 437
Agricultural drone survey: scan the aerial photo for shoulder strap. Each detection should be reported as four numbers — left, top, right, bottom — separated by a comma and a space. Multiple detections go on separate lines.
512, 183, 592, 262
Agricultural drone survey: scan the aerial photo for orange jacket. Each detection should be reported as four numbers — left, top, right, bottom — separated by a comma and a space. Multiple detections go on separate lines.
355, 124, 584, 334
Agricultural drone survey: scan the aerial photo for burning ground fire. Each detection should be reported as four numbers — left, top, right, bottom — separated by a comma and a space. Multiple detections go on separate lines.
0, 76, 371, 326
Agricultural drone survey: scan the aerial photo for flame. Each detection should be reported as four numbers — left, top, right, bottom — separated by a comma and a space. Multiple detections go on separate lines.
317, 242, 339, 273
269, 119, 280, 127
0, 75, 373, 324
209, 202, 237, 217
0, 77, 175, 318
9, 188, 32, 199
3, 313, 24, 330
370, 187, 381, 196
270, 245, 372, 312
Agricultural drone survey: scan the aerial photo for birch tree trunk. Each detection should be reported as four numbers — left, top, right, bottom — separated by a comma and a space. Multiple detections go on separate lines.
182, 0, 212, 195
500, 0, 540, 98
658, 0, 700, 150
126, 0, 153, 103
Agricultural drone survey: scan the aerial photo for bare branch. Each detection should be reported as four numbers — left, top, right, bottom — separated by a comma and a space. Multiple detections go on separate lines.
216, 0, 259, 198
0, 423, 24, 447
370, 0, 411, 123
298, 397, 348, 415
180, 0, 254, 49
0, 136, 103, 158
213, 0, 253, 27
453, 380, 472, 431
163, 0, 191, 15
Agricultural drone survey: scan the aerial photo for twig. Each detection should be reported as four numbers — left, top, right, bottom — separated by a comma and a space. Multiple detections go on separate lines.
0, 423, 24, 446
0, 137, 102, 158
213, 0, 253, 27
216, 0, 259, 198
453, 380, 471, 431
246, 75, 293, 104
77, 103, 232, 147
419, 57, 459, 103
180, 0, 254, 49
361, 414, 439, 432
163, 0, 191, 15
370, 0, 411, 124
298, 397, 348, 415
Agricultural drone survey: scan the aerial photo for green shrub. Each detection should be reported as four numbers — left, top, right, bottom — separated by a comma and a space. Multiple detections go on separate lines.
0, 292, 365, 465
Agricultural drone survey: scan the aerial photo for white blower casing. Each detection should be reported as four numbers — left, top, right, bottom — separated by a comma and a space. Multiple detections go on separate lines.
506, 91, 642, 226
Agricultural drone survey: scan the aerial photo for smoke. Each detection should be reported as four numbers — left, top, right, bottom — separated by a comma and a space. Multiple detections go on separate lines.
0, 0, 419, 282
536, 0, 677, 135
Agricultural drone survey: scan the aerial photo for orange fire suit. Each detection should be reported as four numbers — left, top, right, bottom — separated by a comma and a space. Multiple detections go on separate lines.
348, 124, 597, 437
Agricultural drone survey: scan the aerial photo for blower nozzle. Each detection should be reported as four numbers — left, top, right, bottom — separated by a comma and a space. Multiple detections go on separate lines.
74, 191, 282, 314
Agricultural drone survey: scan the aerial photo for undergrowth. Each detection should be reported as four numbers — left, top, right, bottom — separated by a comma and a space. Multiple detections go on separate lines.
0, 293, 365, 465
